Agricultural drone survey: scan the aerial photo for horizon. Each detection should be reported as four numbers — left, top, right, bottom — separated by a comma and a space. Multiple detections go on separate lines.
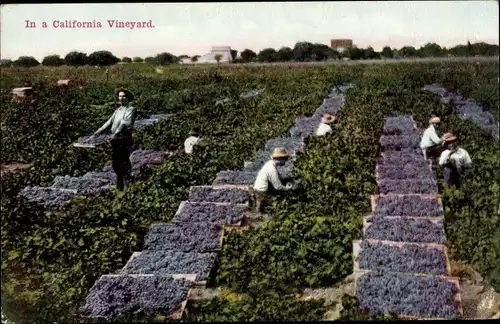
1, 1, 499, 61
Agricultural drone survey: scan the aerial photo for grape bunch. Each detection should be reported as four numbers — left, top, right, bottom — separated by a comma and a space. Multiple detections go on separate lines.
172, 202, 246, 226
374, 195, 443, 217
51, 175, 112, 195
376, 164, 434, 180
79, 275, 190, 318
380, 135, 421, 150
119, 251, 217, 281
144, 222, 224, 252
356, 271, 460, 319
377, 179, 438, 195
365, 217, 446, 243
383, 115, 417, 135
264, 136, 303, 154
188, 186, 251, 204
357, 240, 448, 275
212, 170, 257, 185
20, 186, 77, 208
102, 149, 170, 172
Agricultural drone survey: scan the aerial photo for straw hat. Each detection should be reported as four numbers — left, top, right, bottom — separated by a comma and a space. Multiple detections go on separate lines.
442, 132, 457, 142
321, 113, 336, 124
429, 117, 441, 124
271, 147, 289, 159
116, 88, 134, 101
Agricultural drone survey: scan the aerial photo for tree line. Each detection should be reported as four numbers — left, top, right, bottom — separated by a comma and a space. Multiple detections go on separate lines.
1, 41, 498, 68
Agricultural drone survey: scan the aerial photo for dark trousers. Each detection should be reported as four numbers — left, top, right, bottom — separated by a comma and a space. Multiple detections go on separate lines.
444, 166, 461, 189
425, 144, 444, 160
111, 135, 133, 191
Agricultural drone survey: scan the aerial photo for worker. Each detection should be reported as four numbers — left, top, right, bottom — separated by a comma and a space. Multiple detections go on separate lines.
420, 117, 447, 160
252, 147, 293, 213
438, 133, 472, 189
184, 128, 200, 154
90, 88, 136, 191
315, 113, 336, 136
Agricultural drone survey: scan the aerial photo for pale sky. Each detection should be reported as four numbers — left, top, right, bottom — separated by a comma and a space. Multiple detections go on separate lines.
1, 1, 498, 61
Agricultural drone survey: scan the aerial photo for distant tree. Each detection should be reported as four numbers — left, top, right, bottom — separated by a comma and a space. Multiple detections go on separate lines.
155, 52, 177, 65
418, 43, 444, 57
42, 54, 64, 66
257, 48, 278, 62
342, 46, 364, 60
293, 41, 314, 61
14, 56, 40, 67
240, 49, 257, 63
178, 55, 190, 59
399, 46, 417, 58
64, 51, 88, 66
311, 43, 337, 61
381, 46, 393, 58
0, 59, 13, 67
87, 51, 120, 66
276, 46, 294, 61
364, 46, 377, 60
132, 56, 143, 63
230, 49, 238, 62
191, 55, 200, 63
121, 57, 132, 63
144, 56, 156, 64
214, 53, 223, 65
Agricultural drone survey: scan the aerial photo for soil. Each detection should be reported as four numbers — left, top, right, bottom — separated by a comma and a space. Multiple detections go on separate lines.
1, 163, 32, 178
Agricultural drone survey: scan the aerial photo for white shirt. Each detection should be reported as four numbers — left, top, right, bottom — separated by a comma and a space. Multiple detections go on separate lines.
184, 136, 200, 154
96, 105, 136, 135
253, 160, 286, 192
315, 123, 332, 136
439, 148, 472, 170
420, 125, 443, 149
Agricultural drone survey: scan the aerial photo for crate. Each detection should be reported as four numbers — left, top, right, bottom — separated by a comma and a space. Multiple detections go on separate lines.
362, 215, 445, 236
352, 269, 463, 320
370, 194, 443, 213
352, 239, 452, 276
188, 185, 252, 206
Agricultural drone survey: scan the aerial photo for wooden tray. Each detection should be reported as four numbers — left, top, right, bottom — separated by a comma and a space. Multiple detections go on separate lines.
370, 194, 443, 213
188, 186, 252, 205
352, 269, 463, 320
73, 142, 97, 148
352, 239, 452, 276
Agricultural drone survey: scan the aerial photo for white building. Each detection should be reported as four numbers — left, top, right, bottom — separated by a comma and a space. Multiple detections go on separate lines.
181, 46, 233, 64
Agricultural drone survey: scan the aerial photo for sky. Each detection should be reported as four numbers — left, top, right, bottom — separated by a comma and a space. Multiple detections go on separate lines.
1, 1, 499, 61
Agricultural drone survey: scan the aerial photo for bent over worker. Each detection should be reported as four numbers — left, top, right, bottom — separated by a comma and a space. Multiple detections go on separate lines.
420, 117, 447, 160
91, 88, 137, 191
315, 113, 336, 136
252, 147, 293, 213
438, 133, 472, 189
184, 128, 200, 154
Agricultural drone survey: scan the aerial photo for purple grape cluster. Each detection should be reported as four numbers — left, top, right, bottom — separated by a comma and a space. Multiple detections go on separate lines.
119, 251, 217, 281
356, 271, 460, 319
212, 171, 257, 185
51, 175, 112, 195
144, 222, 223, 252
383, 116, 417, 135
188, 186, 250, 204
102, 149, 170, 172
357, 241, 448, 275
377, 179, 438, 194
424, 84, 499, 141
264, 137, 302, 154
288, 116, 319, 138
83, 171, 117, 183
172, 202, 246, 226
79, 275, 190, 318
376, 164, 434, 180
380, 149, 424, 163
374, 195, 443, 217
313, 96, 344, 118
380, 135, 421, 150
19, 186, 77, 208
364, 217, 446, 243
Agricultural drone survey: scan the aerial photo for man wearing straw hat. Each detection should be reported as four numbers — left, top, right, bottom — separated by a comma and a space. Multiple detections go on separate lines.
91, 88, 137, 191
252, 147, 294, 213
420, 116, 448, 160
315, 113, 337, 136
438, 133, 472, 189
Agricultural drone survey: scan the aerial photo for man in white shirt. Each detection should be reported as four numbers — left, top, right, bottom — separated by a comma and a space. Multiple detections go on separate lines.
420, 116, 447, 160
91, 88, 136, 191
315, 113, 336, 136
439, 133, 472, 189
184, 129, 200, 154
253, 147, 293, 213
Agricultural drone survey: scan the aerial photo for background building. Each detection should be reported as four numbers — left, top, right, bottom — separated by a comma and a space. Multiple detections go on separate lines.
330, 39, 354, 53
181, 46, 232, 64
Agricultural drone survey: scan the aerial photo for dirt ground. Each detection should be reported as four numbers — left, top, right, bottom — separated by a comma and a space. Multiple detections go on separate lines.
0, 163, 32, 178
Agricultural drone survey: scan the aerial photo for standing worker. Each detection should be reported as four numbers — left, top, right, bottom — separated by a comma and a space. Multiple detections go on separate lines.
438, 133, 472, 189
252, 147, 293, 213
184, 128, 200, 154
420, 117, 447, 161
315, 113, 337, 136
91, 88, 136, 191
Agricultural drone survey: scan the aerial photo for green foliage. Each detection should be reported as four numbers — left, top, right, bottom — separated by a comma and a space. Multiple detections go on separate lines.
87, 51, 120, 66
13, 56, 40, 67
64, 51, 88, 66
121, 57, 132, 63
42, 55, 64, 67
339, 295, 397, 320
132, 57, 143, 63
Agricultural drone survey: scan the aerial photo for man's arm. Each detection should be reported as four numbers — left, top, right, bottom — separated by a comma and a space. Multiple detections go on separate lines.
94, 111, 116, 135
439, 150, 451, 166
113, 107, 137, 135
268, 165, 287, 191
